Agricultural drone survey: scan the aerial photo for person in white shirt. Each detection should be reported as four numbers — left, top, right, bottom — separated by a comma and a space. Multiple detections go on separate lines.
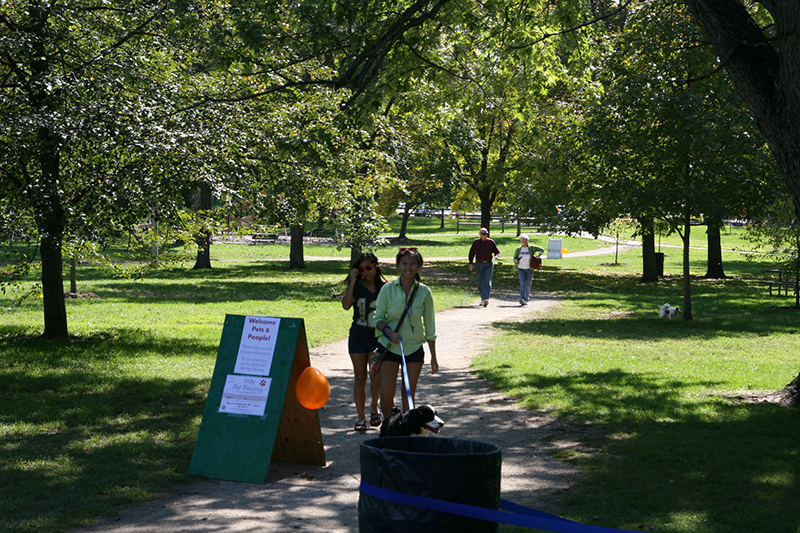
513, 234, 544, 305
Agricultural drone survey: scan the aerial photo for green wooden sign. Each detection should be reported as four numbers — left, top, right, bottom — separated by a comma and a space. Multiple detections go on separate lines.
188, 315, 325, 483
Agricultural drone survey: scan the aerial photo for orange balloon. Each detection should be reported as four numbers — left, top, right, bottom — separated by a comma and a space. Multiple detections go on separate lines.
296, 366, 330, 410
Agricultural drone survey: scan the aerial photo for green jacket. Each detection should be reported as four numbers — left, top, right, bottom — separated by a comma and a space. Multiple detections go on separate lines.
374, 279, 436, 355
513, 244, 545, 268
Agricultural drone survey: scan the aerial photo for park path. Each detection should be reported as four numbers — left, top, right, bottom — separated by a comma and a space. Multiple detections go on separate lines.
73, 292, 586, 533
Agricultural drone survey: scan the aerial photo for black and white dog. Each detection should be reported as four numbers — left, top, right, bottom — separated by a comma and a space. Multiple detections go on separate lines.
659, 303, 682, 319
380, 405, 445, 437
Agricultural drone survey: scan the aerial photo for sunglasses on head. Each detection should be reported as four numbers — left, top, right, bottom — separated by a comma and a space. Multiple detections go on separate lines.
358, 263, 377, 273
399, 247, 418, 253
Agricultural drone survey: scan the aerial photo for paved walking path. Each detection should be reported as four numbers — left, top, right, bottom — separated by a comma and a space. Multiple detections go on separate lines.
74, 294, 584, 533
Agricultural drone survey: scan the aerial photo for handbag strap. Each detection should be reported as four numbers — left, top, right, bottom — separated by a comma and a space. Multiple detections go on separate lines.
394, 282, 419, 332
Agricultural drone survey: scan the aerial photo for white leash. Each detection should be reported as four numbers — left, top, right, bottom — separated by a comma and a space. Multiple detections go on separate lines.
398, 339, 415, 410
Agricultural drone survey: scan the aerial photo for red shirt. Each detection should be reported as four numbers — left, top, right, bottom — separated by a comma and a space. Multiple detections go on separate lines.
469, 237, 500, 264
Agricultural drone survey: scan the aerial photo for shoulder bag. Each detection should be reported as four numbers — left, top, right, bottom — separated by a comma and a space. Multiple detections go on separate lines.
370, 283, 419, 377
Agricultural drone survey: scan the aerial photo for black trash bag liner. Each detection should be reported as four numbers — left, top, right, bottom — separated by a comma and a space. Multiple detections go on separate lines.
359, 436, 501, 533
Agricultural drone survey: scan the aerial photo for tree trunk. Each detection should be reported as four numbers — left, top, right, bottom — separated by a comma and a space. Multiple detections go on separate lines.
192, 183, 213, 270
36, 130, 69, 338
794, 230, 800, 308
40, 228, 68, 338
641, 217, 658, 282
399, 205, 412, 240
193, 231, 212, 269
704, 218, 726, 279
795, 271, 800, 309
479, 189, 493, 230
70, 256, 77, 293
289, 224, 306, 269
686, 2, 800, 223
681, 214, 693, 320
774, 372, 800, 407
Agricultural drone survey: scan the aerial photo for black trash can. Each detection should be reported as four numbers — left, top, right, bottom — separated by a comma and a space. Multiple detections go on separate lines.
359, 437, 501, 532
654, 252, 664, 277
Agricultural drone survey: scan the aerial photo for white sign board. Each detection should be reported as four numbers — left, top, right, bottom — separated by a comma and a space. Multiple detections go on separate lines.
219, 374, 272, 416
234, 316, 281, 376
547, 238, 563, 259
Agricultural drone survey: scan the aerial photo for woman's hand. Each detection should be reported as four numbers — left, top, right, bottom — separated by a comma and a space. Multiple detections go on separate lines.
342, 268, 360, 309
387, 329, 401, 345
379, 323, 401, 345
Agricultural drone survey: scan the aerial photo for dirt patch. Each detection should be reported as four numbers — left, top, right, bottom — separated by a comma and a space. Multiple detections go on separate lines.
64, 292, 100, 299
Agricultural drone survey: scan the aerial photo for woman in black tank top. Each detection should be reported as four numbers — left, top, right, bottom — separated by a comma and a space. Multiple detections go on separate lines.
342, 252, 386, 431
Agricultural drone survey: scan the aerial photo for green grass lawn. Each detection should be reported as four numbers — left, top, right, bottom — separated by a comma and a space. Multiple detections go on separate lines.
0, 251, 475, 532
478, 245, 800, 533
2, 228, 799, 533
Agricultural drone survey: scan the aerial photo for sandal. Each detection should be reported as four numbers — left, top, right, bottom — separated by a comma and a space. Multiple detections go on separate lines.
370, 413, 382, 427
354, 420, 367, 432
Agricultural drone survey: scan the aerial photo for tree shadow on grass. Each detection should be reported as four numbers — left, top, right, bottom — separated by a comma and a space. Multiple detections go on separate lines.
73, 261, 348, 304
492, 306, 800, 340
0, 331, 213, 532
475, 364, 800, 532
567, 398, 800, 532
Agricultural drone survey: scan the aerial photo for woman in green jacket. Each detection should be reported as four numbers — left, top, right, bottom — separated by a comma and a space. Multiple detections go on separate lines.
374, 248, 438, 416
513, 234, 545, 305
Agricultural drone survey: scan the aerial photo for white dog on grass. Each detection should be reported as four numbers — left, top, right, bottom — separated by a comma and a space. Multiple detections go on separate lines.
659, 303, 682, 319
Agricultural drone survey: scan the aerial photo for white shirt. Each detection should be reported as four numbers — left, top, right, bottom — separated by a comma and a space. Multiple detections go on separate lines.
518, 247, 531, 269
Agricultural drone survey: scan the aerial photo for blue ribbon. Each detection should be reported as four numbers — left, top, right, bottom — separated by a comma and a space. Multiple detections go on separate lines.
359, 480, 646, 533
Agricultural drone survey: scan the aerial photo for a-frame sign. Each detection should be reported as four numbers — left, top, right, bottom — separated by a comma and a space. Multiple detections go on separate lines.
188, 315, 325, 483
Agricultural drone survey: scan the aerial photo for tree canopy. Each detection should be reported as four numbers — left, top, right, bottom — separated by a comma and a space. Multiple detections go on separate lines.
2, 0, 796, 338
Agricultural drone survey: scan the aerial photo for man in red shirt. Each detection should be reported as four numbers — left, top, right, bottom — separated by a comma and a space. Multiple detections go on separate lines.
468, 227, 501, 307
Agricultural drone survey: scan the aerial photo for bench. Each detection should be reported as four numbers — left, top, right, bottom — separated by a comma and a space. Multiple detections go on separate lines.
514, 219, 541, 234
764, 280, 799, 297
251, 232, 279, 244
760, 270, 799, 296
455, 215, 507, 233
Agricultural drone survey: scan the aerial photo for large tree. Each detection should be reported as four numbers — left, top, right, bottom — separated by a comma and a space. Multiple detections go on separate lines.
685, 0, 800, 402
0, 2, 228, 337
0, 0, 459, 336
686, 2, 800, 220
552, 1, 779, 294
378, 93, 457, 240
434, 5, 578, 230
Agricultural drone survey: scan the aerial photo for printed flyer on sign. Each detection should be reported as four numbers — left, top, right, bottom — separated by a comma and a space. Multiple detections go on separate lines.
234, 316, 281, 376
218, 374, 272, 416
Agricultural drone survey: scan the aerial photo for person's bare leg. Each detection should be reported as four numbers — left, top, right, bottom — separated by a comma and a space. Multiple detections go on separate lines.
350, 352, 369, 422
379, 361, 400, 417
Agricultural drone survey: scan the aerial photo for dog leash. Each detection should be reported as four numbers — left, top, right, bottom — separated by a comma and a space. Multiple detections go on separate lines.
398, 339, 415, 410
